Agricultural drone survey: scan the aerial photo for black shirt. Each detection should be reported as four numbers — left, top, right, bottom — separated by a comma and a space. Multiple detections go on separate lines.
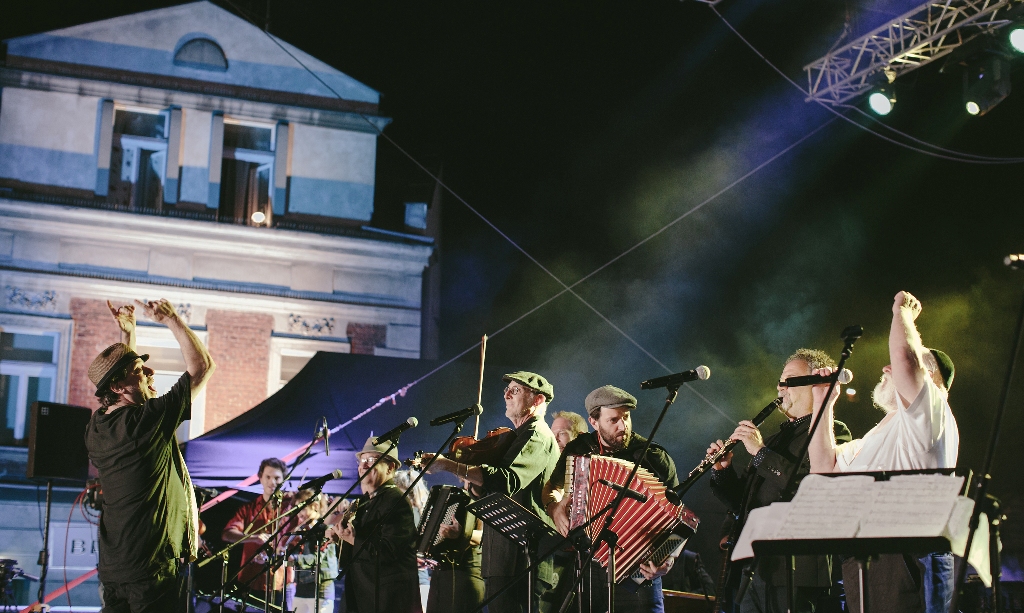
551, 431, 679, 491
85, 372, 195, 582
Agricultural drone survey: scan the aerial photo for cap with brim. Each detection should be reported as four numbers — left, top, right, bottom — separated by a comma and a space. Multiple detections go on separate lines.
585, 385, 637, 417
89, 343, 149, 397
357, 436, 400, 465
929, 348, 955, 390
502, 371, 554, 402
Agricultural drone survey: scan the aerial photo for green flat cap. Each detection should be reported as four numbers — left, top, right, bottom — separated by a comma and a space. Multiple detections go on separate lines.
928, 348, 955, 390
503, 371, 554, 401
584, 385, 636, 417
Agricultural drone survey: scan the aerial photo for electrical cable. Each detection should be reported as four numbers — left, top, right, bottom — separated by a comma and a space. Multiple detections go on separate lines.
709, 5, 1024, 165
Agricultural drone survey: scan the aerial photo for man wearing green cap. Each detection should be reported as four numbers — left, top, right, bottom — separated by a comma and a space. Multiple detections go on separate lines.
543, 384, 679, 613
808, 290, 959, 613
422, 371, 560, 613
85, 299, 215, 613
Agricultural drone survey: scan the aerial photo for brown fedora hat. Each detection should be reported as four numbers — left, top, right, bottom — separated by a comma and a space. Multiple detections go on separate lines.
89, 343, 149, 396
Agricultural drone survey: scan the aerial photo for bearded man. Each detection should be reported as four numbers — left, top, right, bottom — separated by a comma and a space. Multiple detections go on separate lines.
423, 371, 560, 613
85, 299, 215, 613
334, 437, 421, 613
808, 291, 958, 613
544, 385, 678, 613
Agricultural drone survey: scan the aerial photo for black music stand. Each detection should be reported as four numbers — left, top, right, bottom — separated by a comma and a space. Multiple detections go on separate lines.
468, 493, 561, 613
752, 536, 956, 613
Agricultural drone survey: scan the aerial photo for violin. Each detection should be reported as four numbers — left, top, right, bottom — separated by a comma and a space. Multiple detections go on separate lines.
405, 426, 517, 469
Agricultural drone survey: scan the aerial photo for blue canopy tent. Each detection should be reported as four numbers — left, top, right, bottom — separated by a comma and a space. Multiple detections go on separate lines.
183, 351, 517, 498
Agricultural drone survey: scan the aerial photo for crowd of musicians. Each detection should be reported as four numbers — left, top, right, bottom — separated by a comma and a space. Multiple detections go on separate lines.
83, 289, 958, 613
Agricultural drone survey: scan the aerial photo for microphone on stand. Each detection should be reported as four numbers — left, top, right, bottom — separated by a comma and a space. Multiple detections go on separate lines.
639, 365, 711, 390
320, 416, 330, 456
780, 369, 853, 388
299, 469, 344, 491
597, 479, 648, 503
372, 417, 418, 446
430, 404, 483, 427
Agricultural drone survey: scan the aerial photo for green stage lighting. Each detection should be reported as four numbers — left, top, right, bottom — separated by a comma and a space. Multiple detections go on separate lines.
868, 89, 895, 115
1010, 27, 1024, 54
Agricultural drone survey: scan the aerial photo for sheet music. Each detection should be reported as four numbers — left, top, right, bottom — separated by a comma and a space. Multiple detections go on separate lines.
774, 474, 874, 539
857, 474, 964, 538
732, 503, 787, 561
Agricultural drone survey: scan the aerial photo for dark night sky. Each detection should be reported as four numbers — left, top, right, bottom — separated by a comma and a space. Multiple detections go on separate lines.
5, 0, 1024, 568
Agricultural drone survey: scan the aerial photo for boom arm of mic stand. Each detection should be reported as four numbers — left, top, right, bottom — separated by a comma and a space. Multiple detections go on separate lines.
335, 419, 470, 582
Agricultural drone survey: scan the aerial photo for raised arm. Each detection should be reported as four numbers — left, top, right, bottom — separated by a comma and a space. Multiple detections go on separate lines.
107, 300, 136, 351
135, 299, 216, 399
889, 291, 929, 405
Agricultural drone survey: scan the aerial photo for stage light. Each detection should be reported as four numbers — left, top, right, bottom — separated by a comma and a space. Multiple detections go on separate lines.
846, 388, 856, 396
963, 54, 1011, 116
1009, 27, 1024, 54
868, 90, 895, 115
251, 211, 266, 224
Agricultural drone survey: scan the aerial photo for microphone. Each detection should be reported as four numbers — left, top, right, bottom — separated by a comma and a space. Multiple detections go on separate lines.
1006, 254, 1024, 269
299, 469, 344, 491
639, 365, 711, 390
372, 417, 418, 446
597, 478, 648, 503
430, 404, 483, 427
320, 416, 330, 457
780, 369, 853, 388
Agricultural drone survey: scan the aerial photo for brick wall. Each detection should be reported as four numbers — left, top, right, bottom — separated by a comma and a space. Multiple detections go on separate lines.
347, 322, 386, 355
69, 298, 120, 410
204, 309, 273, 430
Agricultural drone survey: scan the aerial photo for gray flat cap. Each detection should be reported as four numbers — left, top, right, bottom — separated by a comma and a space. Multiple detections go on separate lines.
585, 385, 637, 417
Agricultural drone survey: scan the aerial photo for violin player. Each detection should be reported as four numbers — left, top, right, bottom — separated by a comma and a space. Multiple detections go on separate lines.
422, 371, 560, 613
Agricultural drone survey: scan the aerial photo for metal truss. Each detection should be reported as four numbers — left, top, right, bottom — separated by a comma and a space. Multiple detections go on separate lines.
804, 0, 1021, 104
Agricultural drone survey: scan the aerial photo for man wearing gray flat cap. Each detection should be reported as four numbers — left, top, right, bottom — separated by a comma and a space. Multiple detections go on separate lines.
423, 370, 560, 613
543, 384, 680, 613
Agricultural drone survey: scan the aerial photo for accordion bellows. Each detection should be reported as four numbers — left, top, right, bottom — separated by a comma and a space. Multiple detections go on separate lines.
566, 454, 699, 583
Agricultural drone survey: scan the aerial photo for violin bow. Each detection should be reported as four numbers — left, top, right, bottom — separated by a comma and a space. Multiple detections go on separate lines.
475, 334, 487, 439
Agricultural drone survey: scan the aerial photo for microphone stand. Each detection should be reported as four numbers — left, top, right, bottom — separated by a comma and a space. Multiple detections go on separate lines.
199, 419, 326, 612
949, 277, 1024, 613
334, 418, 470, 613
472, 384, 685, 613
785, 324, 862, 613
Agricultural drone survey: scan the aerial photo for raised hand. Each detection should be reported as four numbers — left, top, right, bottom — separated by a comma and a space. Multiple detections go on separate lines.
893, 290, 922, 320
134, 298, 178, 324
809, 367, 841, 415
107, 300, 136, 334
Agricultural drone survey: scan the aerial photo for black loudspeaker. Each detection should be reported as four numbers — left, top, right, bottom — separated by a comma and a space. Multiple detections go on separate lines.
26, 401, 92, 481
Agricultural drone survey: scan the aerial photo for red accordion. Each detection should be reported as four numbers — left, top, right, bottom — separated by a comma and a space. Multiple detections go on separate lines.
566, 454, 699, 583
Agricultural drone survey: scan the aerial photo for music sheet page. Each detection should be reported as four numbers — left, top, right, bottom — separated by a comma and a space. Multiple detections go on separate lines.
857, 474, 964, 538
774, 474, 875, 540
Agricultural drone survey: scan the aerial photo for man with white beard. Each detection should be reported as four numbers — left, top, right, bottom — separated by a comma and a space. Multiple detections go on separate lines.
808, 290, 958, 613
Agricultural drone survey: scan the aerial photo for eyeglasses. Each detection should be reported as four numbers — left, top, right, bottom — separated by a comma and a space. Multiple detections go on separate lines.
504, 385, 528, 397
358, 456, 381, 468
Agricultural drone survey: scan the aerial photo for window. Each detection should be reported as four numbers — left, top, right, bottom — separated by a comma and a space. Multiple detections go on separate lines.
0, 332, 58, 447
108, 107, 168, 211
267, 336, 350, 396
135, 327, 207, 442
219, 119, 276, 227
173, 38, 228, 71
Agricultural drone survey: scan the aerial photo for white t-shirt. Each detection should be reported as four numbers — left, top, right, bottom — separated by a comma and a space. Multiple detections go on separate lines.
835, 379, 958, 472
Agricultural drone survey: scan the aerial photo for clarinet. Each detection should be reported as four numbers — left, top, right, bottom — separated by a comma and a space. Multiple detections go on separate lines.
675, 398, 783, 496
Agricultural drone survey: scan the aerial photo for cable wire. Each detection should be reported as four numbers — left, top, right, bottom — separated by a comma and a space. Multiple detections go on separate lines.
709, 5, 1024, 165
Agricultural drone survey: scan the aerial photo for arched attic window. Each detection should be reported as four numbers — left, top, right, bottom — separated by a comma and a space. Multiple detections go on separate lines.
174, 38, 228, 71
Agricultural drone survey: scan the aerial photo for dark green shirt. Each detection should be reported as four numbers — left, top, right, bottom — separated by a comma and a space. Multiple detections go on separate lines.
550, 431, 679, 490
85, 372, 194, 582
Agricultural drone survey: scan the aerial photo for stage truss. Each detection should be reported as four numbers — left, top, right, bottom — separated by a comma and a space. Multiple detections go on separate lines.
803, 0, 1023, 105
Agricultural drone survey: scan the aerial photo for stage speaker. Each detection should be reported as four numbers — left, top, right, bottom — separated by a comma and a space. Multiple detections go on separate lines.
26, 401, 92, 481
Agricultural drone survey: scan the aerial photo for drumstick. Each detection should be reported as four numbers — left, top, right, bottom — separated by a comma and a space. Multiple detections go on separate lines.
475, 334, 487, 439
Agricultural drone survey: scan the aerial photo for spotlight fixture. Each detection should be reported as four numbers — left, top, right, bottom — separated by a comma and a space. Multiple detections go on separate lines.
1010, 27, 1024, 54
845, 388, 856, 396
867, 88, 896, 115
250, 211, 266, 224
963, 53, 1011, 116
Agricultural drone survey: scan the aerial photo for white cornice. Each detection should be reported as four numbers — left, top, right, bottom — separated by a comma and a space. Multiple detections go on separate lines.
0, 199, 433, 274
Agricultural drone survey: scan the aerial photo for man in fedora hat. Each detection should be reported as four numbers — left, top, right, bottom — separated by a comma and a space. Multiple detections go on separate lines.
808, 291, 960, 613
85, 298, 215, 613
544, 384, 680, 613
423, 371, 560, 613
333, 436, 421, 613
